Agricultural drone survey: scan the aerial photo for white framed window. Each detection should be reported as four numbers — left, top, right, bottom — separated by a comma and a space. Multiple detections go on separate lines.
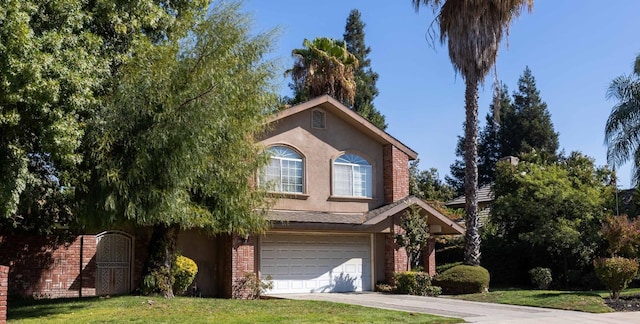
333, 153, 372, 197
261, 146, 303, 193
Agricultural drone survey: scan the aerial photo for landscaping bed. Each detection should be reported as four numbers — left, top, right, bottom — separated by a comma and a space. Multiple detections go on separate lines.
604, 294, 640, 312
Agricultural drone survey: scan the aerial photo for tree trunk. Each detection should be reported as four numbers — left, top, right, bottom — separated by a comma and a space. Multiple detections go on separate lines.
141, 223, 180, 298
463, 77, 481, 266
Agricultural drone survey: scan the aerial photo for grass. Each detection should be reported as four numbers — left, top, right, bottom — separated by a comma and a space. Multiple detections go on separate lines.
453, 287, 640, 313
7, 295, 462, 323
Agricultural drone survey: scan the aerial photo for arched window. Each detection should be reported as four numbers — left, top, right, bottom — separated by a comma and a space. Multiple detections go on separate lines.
261, 146, 303, 193
333, 153, 372, 197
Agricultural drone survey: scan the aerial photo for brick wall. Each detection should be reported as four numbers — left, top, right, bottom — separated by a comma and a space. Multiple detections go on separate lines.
0, 235, 98, 299
0, 265, 8, 324
384, 217, 408, 284
383, 145, 410, 204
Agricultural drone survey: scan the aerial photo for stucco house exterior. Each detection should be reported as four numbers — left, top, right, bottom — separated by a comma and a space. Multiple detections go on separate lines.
0, 96, 463, 300
247, 95, 464, 294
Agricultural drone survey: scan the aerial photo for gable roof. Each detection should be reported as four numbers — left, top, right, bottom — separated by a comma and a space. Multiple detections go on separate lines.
270, 95, 418, 160
446, 184, 494, 208
364, 196, 465, 235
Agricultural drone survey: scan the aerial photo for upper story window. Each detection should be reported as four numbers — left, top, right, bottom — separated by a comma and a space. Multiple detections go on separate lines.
311, 109, 326, 129
261, 146, 303, 193
333, 153, 372, 197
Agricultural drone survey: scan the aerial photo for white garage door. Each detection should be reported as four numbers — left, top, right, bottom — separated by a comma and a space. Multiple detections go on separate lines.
261, 233, 372, 294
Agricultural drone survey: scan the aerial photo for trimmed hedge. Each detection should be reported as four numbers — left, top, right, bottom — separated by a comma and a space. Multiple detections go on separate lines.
432, 265, 490, 295
594, 257, 639, 299
394, 271, 441, 296
436, 262, 462, 275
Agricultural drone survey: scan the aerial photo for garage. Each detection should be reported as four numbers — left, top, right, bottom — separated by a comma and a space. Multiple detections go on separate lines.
260, 233, 372, 294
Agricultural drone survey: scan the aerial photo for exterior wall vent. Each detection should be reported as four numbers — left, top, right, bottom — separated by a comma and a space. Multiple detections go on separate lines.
311, 109, 326, 129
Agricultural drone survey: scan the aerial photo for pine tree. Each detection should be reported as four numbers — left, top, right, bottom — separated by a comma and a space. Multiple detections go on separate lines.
500, 67, 559, 161
447, 68, 559, 195
343, 9, 387, 130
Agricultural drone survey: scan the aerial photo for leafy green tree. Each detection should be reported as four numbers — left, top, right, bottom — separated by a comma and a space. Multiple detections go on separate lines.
605, 54, 640, 184
500, 67, 558, 162
81, 2, 277, 297
286, 37, 359, 106
343, 9, 387, 130
409, 160, 455, 202
396, 205, 431, 270
0, 0, 205, 233
412, 0, 533, 266
486, 152, 613, 287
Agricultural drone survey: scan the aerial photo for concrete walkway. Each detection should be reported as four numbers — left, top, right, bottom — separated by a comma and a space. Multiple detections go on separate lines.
272, 292, 640, 323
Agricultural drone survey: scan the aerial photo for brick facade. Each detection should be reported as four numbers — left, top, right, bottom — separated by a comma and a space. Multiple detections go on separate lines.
384, 217, 409, 284
218, 234, 257, 298
383, 145, 410, 204
0, 265, 8, 324
422, 237, 436, 276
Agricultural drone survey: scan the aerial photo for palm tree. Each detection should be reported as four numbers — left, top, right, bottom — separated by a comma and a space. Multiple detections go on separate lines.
286, 37, 359, 105
412, 0, 532, 266
605, 54, 640, 184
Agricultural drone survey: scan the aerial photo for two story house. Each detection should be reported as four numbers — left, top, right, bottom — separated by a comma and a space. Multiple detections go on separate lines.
243, 95, 464, 294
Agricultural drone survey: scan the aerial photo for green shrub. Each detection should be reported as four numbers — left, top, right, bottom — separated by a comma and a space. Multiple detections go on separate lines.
436, 262, 462, 274
172, 255, 198, 295
232, 272, 273, 299
393, 271, 440, 296
528, 267, 552, 289
432, 265, 490, 295
594, 257, 639, 299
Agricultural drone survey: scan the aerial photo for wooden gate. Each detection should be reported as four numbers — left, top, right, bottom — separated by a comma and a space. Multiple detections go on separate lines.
96, 231, 132, 295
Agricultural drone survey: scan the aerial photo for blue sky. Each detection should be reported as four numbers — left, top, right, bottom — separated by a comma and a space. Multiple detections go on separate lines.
242, 0, 640, 188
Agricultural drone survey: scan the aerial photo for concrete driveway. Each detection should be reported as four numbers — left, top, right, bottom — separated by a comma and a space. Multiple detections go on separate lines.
271, 292, 640, 323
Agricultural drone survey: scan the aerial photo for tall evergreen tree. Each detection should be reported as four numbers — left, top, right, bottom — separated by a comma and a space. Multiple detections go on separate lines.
447, 68, 559, 194
343, 9, 387, 130
500, 67, 559, 162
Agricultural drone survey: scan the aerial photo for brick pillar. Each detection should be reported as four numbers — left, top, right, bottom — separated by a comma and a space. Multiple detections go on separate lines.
422, 237, 436, 276
383, 145, 410, 204
384, 218, 408, 284
80, 236, 97, 297
220, 234, 256, 298
0, 265, 9, 324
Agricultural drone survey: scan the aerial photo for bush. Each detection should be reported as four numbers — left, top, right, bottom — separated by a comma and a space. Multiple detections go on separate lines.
393, 271, 440, 297
172, 255, 198, 295
436, 262, 462, 274
528, 267, 552, 289
432, 265, 490, 295
232, 272, 273, 299
594, 257, 639, 299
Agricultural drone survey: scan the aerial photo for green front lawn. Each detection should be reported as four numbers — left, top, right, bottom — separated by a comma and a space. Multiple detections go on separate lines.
453, 288, 640, 313
8, 296, 462, 323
